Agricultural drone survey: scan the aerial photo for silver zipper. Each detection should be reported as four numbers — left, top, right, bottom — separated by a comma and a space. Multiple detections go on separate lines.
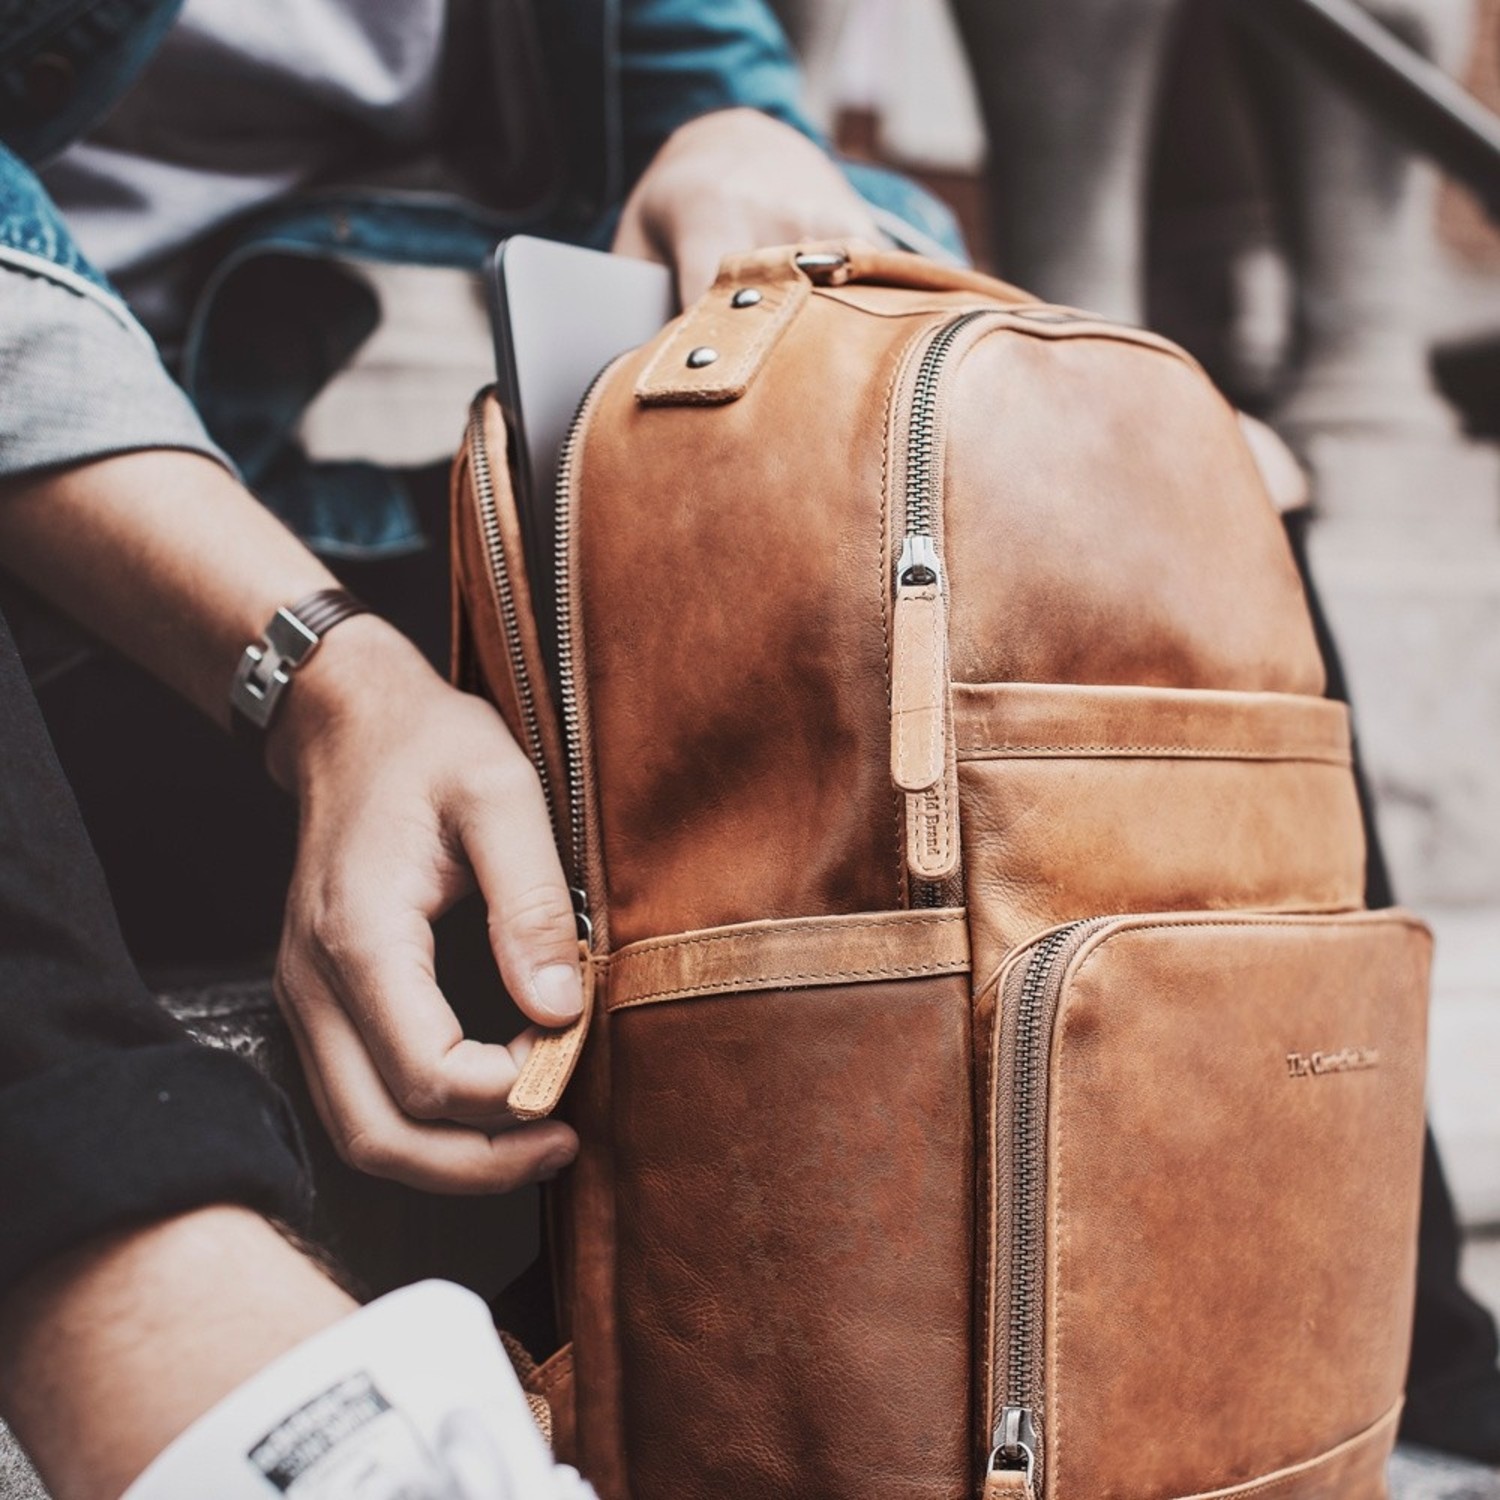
895, 310, 993, 906
989, 918, 1112, 1489
551, 361, 616, 930
897, 309, 991, 588
466, 389, 555, 839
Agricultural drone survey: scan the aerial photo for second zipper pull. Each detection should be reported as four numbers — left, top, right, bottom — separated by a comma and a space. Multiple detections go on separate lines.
892, 537, 959, 882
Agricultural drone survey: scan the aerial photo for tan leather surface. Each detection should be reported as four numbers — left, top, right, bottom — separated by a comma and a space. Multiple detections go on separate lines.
892, 583, 949, 792
605, 906, 968, 1012
508, 941, 596, 1120
580, 287, 928, 945
555, 1002, 627, 1500
1042, 914, 1428, 1500
577, 264, 1325, 949
1173, 1400, 1399, 1500
983, 1471, 1035, 1500
956, 686, 1367, 988
635, 247, 812, 406
610, 972, 974, 1499
954, 682, 1353, 764
943, 328, 1324, 694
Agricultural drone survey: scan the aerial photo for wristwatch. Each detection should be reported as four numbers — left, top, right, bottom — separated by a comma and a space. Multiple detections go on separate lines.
230, 587, 369, 743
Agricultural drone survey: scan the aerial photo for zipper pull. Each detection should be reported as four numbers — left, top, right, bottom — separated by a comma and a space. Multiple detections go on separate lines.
983, 1472, 1034, 1500
984, 1407, 1038, 1500
892, 538, 960, 883
891, 537, 946, 794
507, 936, 596, 1122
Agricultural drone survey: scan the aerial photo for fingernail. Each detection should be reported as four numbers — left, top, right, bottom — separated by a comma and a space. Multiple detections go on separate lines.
531, 962, 583, 1025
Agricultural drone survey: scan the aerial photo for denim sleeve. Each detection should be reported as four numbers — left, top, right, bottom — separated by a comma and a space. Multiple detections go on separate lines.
614, 0, 967, 264
617, 0, 821, 185
0, 143, 229, 480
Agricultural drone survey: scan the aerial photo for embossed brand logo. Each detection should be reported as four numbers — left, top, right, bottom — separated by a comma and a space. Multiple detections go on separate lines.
1286, 1047, 1381, 1079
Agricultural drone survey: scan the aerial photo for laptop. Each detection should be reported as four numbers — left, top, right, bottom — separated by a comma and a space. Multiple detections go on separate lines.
487, 236, 675, 685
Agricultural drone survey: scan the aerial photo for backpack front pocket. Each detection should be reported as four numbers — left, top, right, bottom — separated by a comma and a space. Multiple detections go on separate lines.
982, 910, 1429, 1500
604, 908, 976, 1500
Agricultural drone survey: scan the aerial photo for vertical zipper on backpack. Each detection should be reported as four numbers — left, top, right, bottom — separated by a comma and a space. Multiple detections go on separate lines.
464, 374, 611, 1123
987, 918, 1111, 1494
898, 309, 990, 580
466, 368, 609, 943
551, 362, 617, 938
892, 310, 993, 903
466, 390, 556, 841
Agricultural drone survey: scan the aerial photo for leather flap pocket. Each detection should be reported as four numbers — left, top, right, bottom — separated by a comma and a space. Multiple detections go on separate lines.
955, 683, 1367, 989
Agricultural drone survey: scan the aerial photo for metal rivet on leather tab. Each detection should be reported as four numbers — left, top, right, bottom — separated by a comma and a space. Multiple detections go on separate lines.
686, 347, 720, 368
730, 288, 763, 308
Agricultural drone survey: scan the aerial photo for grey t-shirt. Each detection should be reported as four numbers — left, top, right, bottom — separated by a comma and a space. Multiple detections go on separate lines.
3, 0, 456, 479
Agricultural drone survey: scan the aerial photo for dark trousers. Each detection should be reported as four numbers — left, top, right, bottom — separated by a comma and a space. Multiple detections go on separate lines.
0, 599, 309, 1303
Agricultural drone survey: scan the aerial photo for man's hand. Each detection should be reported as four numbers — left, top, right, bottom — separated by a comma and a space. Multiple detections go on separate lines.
1, 452, 581, 1197
267, 616, 581, 1194
613, 107, 880, 302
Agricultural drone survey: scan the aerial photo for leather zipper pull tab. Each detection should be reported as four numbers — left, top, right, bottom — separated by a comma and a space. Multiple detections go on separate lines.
507, 939, 596, 1122
904, 713, 960, 882
982, 1471, 1035, 1500
891, 583, 948, 797
892, 537, 960, 884
891, 540, 948, 794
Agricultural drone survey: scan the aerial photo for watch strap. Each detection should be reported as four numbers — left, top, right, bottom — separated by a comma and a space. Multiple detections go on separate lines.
231, 587, 369, 742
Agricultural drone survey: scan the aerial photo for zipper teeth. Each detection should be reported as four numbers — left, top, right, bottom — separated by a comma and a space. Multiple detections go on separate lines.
903, 310, 991, 543
552, 363, 612, 901
1005, 922, 1082, 1406
467, 390, 555, 836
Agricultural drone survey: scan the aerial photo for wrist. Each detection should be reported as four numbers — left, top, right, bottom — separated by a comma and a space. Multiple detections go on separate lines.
261, 613, 442, 794
118, 1282, 577, 1500
0, 1208, 353, 1500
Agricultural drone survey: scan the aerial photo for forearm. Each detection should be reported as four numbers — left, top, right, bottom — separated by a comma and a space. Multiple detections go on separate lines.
0, 1207, 354, 1500
0, 450, 338, 732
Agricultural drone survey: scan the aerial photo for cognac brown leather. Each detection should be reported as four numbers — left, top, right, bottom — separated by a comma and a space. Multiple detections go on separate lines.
605, 906, 970, 1012
451, 242, 1431, 1499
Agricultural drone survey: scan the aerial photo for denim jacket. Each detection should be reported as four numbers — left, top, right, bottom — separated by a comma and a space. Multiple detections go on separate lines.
0, 0, 962, 555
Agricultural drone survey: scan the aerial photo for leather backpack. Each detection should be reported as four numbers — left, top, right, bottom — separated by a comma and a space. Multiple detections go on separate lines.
450, 242, 1431, 1500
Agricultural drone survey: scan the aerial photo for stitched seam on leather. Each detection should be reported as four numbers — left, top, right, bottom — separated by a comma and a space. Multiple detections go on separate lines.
879, 333, 906, 904
725, 285, 802, 387
613, 912, 964, 960
1167, 1402, 1401, 1500
511, 1032, 583, 1109
608, 957, 969, 1010
1065, 911, 1428, 991
940, 715, 958, 866
636, 283, 801, 401
536, 1347, 574, 1398
896, 594, 944, 785
957, 744, 1349, 764
970, 314, 1201, 375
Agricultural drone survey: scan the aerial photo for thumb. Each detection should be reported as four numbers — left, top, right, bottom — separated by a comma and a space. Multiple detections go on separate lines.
460, 767, 584, 1030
